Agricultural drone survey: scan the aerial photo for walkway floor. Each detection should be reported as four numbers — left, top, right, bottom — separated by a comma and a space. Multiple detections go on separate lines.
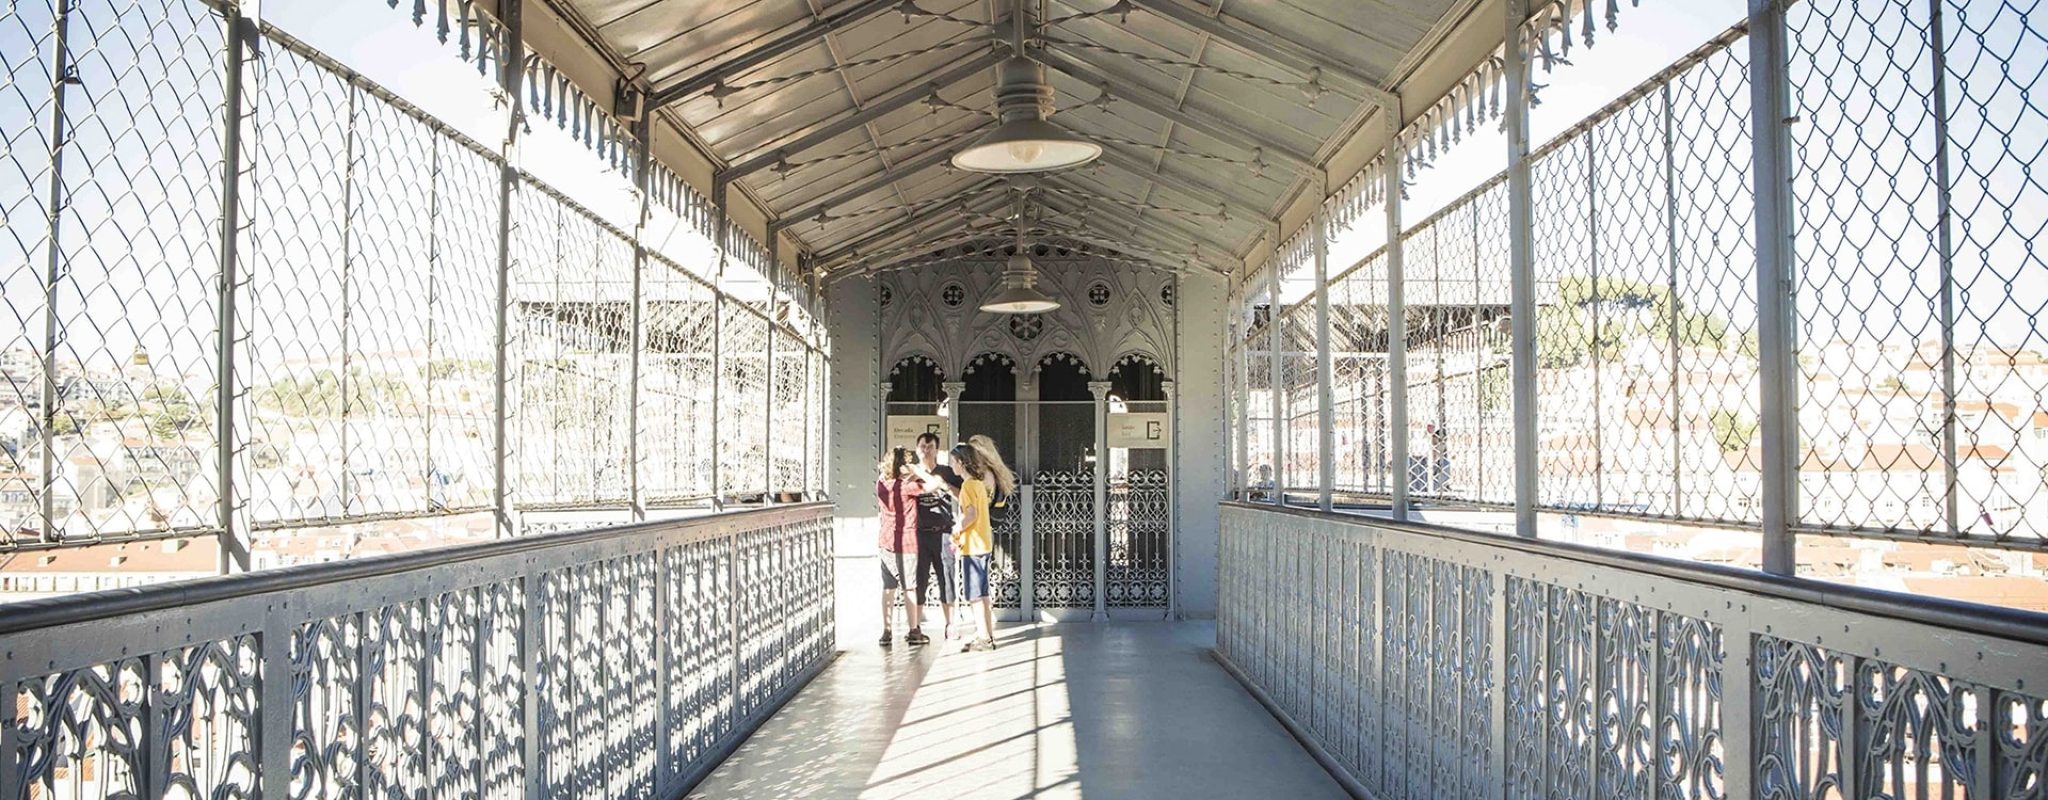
686, 622, 1348, 800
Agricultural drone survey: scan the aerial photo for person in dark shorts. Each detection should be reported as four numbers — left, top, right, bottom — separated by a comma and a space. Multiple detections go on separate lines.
876, 447, 922, 646
909, 432, 963, 641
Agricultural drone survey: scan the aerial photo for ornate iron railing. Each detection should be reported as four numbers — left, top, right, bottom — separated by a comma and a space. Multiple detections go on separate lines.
1217, 502, 2048, 799
0, 502, 833, 798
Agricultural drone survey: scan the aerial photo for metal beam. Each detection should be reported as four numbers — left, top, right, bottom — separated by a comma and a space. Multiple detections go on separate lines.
1030, 46, 1318, 171
814, 177, 1006, 263
647, 0, 902, 108
812, 182, 1014, 262
719, 49, 1003, 182
769, 141, 977, 233
1121, 0, 1398, 107
1036, 175, 1239, 251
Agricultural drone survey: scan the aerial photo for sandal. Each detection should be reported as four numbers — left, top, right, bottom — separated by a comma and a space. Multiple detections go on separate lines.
879, 629, 893, 647
905, 629, 929, 646
962, 638, 996, 653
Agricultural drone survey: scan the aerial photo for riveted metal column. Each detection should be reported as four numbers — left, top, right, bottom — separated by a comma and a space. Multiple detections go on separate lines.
215, 6, 252, 573
1504, 0, 1537, 537
1089, 379, 1110, 621
942, 380, 965, 435
1748, 0, 1799, 576
1314, 187, 1335, 511
1018, 373, 1036, 619
627, 112, 651, 522
1266, 224, 1285, 506
1232, 298, 1250, 497
1385, 114, 1410, 521
710, 181, 727, 508
489, 0, 525, 538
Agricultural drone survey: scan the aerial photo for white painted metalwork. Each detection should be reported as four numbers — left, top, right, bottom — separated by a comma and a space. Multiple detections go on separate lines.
1217, 501, 2048, 800
0, 503, 834, 798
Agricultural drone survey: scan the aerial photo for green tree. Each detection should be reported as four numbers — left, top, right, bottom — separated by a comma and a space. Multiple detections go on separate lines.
1710, 408, 1758, 453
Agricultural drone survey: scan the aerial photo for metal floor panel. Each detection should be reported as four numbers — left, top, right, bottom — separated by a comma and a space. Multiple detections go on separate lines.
685, 622, 1350, 799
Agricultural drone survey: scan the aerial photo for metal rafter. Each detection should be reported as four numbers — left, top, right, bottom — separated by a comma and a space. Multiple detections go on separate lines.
1029, 45, 1318, 171
1032, 174, 1237, 251
646, 0, 902, 108
769, 139, 981, 233
814, 176, 1008, 262
718, 48, 1005, 182
1091, 146, 1240, 211
1121, 0, 1399, 107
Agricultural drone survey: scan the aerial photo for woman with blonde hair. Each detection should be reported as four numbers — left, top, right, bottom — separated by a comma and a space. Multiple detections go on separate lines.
948, 440, 1014, 652
964, 434, 1016, 506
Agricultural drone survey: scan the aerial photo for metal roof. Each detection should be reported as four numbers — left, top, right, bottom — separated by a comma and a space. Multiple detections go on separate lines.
550, 0, 1476, 275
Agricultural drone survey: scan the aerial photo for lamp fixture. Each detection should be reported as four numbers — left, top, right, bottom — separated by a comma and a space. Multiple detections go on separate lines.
981, 238, 1060, 314
952, 0, 1100, 173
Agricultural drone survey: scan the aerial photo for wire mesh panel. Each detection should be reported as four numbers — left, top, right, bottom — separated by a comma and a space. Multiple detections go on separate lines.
245, 46, 354, 525
37, 0, 227, 543
509, 180, 634, 510
1526, 29, 1760, 527
0, 0, 62, 544
1244, 316, 1276, 495
640, 253, 718, 504
770, 327, 805, 495
425, 136, 502, 513
1281, 305, 1320, 496
1331, 250, 1395, 496
718, 305, 769, 498
1787, 0, 2048, 549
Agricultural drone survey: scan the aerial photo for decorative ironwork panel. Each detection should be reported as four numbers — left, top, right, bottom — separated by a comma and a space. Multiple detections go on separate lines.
1106, 469, 1169, 607
1033, 469, 1096, 608
991, 496, 1022, 609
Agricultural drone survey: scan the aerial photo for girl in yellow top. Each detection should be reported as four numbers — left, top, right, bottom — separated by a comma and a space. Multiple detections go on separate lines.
948, 440, 1014, 652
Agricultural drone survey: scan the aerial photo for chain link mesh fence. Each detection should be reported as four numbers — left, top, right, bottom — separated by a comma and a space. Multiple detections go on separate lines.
1788, 0, 2047, 551
0, 1, 828, 558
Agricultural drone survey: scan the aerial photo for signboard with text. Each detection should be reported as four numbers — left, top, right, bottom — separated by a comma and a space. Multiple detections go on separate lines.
1107, 412, 1170, 449
885, 415, 951, 451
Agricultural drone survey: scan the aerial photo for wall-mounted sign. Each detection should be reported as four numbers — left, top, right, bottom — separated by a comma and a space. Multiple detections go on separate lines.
1107, 412, 1170, 449
886, 415, 951, 451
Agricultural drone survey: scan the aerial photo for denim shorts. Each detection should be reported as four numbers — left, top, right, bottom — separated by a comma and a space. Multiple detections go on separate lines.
959, 554, 991, 601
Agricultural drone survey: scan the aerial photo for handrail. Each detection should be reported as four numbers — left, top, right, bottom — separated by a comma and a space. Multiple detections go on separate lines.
0, 502, 828, 636
1224, 499, 2048, 647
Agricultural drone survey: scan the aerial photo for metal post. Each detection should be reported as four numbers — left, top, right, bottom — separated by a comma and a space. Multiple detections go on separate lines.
627, 112, 651, 522
1748, 0, 1800, 575
37, 0, 74, 545
710, 181, 727, 508
1161, 378, 1177, 618
1928, 0, 1959, 537
336, 86, 361, 515
1267, 224, 1285, 506
1504, 0, 1538, 536
1661, 83, 1685, 517
215, 8, 251, 573
1585, 129, 1604, 510
489, 0, 526, 539
1385, 113, 1411, 521
1018, 374, 1036, 619
764, 235, 779, 503
1314, 190, 1335, 512
1089, 379, 1110, 621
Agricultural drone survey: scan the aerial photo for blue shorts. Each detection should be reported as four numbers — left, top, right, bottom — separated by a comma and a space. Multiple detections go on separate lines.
959, 554, 991, 601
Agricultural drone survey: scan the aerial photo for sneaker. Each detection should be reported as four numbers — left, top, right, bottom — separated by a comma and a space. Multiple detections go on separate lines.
879, 630, 893, 647
962, 638, 996, 653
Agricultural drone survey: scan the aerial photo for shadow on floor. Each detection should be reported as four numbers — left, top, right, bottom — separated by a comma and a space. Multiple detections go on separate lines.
686, 622, 1346, 800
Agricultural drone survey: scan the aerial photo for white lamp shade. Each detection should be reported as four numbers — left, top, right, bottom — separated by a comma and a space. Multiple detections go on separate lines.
951, 117, 1102, 173
980, 285, 1062, 313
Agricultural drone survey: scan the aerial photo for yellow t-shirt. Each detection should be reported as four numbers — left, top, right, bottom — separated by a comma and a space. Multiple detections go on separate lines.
954, 477, 994, 556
